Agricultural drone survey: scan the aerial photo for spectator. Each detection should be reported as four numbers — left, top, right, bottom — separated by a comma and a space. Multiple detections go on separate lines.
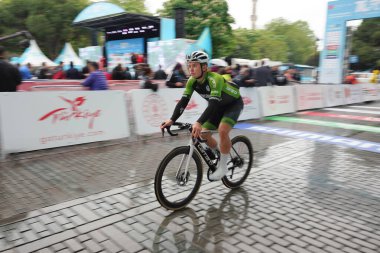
53, 61, 65, 79
139, 65, 158, 92
233, 67, 255, 87
37, 62, 50, 79
124, 67, 132, 80
112, 64, 126, 80
0, 46, 22, 91
82, 60, 90, 78
66, 61, 81, 79
130, 53, 137, 64
253, 60, 273, 86
271, 66, 287, 86
154, 65, 167, 80
19, 63, 32, 80
81, 62, 108, 90
166, 63, 187, 88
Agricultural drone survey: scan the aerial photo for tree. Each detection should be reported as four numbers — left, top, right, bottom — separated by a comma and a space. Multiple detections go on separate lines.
0, 0, 91, 58
108, 0, 150, 15
158, 0, 235, 58
265, 18, 316, 64
351, 18, 380, 70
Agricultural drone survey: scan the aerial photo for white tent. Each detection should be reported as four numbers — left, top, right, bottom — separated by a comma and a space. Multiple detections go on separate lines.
18, 40, 57, 67
54, 43, 84, 69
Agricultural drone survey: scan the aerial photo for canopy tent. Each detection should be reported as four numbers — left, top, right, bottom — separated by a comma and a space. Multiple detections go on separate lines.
17, 40, 57, 67
54, 42, 84, 69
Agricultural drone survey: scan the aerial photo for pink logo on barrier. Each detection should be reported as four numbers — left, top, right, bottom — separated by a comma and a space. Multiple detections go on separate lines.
242, 97, 252, 105
39, 96, 101, 129
143, 94, 168, 127
175, 99, 198, 110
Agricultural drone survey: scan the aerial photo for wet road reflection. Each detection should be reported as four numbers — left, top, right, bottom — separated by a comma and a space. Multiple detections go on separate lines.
153, 188, 249, 252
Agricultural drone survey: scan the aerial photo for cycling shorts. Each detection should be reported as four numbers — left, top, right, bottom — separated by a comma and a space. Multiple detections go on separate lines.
202, 97, 244, 130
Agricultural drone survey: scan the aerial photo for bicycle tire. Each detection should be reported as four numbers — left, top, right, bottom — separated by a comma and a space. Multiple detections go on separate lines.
155, 146, 203, 210
222, 135, 253, 189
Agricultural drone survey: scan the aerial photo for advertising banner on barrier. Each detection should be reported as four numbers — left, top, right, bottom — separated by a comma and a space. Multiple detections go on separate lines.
322, 85, 345, 107
361, 84, 379, 101
130, 89, 208, 135
0, 91, 129, 154
259, 86, 295, 116
238, 87, 261, 120
344, 85, 363, 104
295, 85, 324, 110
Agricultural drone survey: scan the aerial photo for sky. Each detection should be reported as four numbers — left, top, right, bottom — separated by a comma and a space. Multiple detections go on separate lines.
144, 0, 331, 41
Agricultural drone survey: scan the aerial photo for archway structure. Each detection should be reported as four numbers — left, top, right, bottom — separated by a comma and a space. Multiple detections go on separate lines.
320, 0, 380, 84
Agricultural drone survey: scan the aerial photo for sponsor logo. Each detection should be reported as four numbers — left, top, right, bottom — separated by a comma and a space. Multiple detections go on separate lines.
242, 97, 252, 105
226, 86, 238, 95
39, 96, 101, 129
143, 94, 168, 127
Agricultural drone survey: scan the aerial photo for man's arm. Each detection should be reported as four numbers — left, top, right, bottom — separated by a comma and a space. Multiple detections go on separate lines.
170, 78, 195, 122
81, 73, 94, 87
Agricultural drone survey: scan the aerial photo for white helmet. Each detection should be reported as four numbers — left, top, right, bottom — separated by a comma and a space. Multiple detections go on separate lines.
186, 51, 209, 64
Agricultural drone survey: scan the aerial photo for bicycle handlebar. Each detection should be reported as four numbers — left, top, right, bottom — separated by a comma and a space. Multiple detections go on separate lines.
161, 122, 192, 137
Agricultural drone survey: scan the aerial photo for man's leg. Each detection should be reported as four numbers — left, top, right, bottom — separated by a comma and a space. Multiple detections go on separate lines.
200, 131, 218, 149
209, 123, 232, 180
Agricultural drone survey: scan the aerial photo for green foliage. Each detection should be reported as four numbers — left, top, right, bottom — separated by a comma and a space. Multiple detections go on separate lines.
351, 18, 380, 70
0, 0, 90, 58
231, 18, 317, 65
232, 29, 288, 61
158, 0, 235, 58
108, 0, 150, 14
265, 18, 316, 64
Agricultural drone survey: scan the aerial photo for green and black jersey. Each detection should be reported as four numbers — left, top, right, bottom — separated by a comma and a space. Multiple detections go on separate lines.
170, 71, 241, 124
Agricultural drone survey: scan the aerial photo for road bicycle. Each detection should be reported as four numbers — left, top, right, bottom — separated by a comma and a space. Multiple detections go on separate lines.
152, 188, 249, 252
154, 122, 253, 210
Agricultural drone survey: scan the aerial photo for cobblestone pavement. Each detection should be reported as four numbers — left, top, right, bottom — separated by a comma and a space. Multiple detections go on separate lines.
0, 102, 379, 253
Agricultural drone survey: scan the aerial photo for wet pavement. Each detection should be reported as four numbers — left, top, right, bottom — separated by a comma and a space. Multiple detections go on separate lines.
0, 102, 379, 253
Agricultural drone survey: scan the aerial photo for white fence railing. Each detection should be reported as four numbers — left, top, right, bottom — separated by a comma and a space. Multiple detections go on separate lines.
0, 84, 379, 156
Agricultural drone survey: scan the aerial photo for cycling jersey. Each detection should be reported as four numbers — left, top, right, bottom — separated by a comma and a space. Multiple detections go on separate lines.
170, 71, 242, 127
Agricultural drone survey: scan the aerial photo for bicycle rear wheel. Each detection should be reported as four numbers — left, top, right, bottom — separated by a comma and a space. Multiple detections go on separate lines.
222, 135, 253, 188
155, 146, 203, 210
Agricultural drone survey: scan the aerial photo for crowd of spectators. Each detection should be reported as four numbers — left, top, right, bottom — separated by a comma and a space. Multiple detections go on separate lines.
1, 43, 306, 93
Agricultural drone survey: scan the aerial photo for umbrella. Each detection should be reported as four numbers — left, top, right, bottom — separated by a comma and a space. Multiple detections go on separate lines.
210, 58, 228, 67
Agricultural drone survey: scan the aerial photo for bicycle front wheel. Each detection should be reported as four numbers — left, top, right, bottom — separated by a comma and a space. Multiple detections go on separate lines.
155, 146, 203, 210
222, 135, 253, 188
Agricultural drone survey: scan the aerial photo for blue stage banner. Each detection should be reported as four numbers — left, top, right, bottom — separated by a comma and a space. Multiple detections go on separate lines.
106, 38, 144, 71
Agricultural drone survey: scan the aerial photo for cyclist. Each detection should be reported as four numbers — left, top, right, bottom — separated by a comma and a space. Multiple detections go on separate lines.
161, 51, 244, 180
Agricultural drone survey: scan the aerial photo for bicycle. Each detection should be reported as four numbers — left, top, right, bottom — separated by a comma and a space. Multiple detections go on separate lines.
154, 122, 253, 210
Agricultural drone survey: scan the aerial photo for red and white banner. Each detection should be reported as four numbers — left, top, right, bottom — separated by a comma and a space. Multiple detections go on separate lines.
322, 85, 345, 107
238, 87, 261, 120
130, 89, 208, 135
259, 86, 295, 116
295, 85, 324, 110
343, 85, 363, 104
0, 91, 129, 154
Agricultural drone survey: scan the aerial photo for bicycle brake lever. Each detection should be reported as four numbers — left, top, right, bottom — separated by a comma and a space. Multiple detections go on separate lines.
166, 126, 178, 136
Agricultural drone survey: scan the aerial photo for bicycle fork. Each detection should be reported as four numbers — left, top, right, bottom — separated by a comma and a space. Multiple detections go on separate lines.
175, 139, 195, 185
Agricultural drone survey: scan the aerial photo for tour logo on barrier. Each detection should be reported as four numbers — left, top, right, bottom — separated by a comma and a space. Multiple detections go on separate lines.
175, 99, 199, 110
242, 97, 252, 105
143, 94, 168, 127
39, 96, 101, 129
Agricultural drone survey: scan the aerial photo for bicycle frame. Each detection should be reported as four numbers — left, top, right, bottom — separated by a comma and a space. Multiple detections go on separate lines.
176, 131, 217, 180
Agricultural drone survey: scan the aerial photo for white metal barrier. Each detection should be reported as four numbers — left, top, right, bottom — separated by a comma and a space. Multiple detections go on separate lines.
0, 91, 129, 155
0, 84, 379, 155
